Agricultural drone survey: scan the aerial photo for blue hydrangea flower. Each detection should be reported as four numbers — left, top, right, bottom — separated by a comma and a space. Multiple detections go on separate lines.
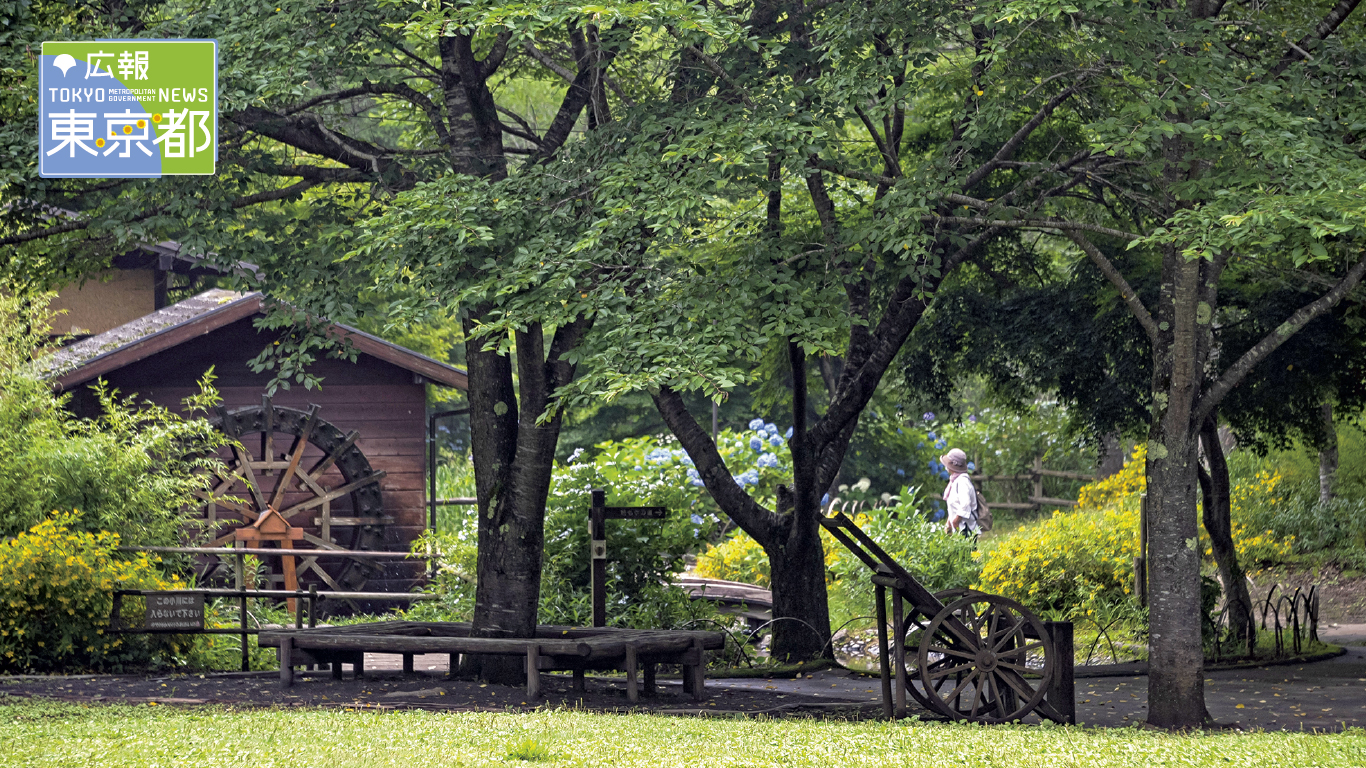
896, 468, 906, 477
764, 422, 777, 435
749, 436, 763, 451
934, 440, 946, 450
634, 465, 643, 471
748, 418, 765, 430
785, 426, 793, 439
967, 462, 976, 471
682, 455, 694, 466
932, 509, 946, 521
690, 514, 704, 525
687, 467, 700, 479
923, 412, 935, 421
757, 452, 780, 469
821, 493, 830, 507
735, 469, 760, 487
690, 477, 705, 487
917, 442, 925, 448
927, 431, 937, 440
769, 435, 783, 447
897, 428, 903, 434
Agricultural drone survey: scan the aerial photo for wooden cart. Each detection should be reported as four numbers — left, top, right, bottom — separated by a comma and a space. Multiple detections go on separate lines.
820, 511, 1074, 724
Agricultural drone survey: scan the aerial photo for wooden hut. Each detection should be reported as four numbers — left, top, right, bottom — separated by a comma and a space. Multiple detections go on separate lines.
44, 289, 467, 594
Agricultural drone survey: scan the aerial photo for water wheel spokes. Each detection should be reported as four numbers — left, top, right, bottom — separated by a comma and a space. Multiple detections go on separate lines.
194, 396, 387, 593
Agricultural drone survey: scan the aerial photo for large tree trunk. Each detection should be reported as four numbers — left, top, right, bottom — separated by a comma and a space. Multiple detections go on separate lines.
763, 513, 832, 661
1144, 247, 1211, 729
1198, 415, 1254, 644
1320, 402, 1338, 504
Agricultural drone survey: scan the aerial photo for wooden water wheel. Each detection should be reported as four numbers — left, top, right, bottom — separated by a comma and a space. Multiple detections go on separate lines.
912, 593, 1055, 723
195, 396, 388, 593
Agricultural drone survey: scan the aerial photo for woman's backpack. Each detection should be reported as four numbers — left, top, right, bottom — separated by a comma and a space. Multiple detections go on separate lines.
971, 486, 993, 532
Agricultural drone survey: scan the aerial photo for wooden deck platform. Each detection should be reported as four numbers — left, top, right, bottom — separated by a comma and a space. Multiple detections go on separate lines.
258, 621, 725, 702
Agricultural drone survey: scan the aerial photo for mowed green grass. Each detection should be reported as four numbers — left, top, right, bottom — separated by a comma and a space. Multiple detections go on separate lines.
1, 699, 1364, 768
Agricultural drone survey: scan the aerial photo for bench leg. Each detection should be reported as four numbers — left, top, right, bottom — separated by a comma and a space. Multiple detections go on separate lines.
625, 645, 639, 704
643, 664, 656, 697
690, 639, 706, 702
449, 653, 460, 677
403, 653, 414, 674
331, 661, 343, 680
279, 638, 294, 689
355, 655, 365, 680
572, 668, 586, 693
526, 645, 541, 700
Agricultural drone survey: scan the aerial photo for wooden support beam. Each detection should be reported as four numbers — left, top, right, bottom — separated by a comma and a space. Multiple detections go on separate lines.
625, 644, 639, 704
526, 645, 541, 700
875, 583, 893, 719
279, 637, 294, 688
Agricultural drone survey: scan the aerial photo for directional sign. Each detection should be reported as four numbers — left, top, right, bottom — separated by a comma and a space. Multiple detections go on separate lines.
39, 40, 218, 178
601, 506, 669, 520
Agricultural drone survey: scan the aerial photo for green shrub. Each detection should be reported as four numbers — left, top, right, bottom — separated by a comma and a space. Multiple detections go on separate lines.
0, 293, 230, 547
0, 512, 192, 673
411, 436, 719, 629
827, 500, 981, 618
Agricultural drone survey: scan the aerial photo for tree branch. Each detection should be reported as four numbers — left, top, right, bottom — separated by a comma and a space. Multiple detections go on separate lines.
652, 386, 784, 540
962, 84, 1082, 190
1269, 0, 1363, 77
926, 215, 1140, 241
1195, 251, 1366, 424
1068, 231, 1159, 346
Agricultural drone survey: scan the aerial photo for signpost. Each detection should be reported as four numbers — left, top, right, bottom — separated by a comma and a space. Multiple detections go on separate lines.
39, 39, 218, 178
588, 488, 668, 627
145, 592, 205, 631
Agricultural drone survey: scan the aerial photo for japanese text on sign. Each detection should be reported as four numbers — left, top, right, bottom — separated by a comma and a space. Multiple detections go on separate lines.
40, 40, 218, 178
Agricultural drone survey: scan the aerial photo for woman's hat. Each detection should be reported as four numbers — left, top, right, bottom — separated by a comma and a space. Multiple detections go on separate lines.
940, 448, 969, 470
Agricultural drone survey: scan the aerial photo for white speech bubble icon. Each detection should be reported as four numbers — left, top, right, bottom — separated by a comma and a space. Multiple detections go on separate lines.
52, 53, 77, 76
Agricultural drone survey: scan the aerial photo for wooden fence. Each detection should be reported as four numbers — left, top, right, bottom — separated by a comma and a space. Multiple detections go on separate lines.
971, 457, 1095, 510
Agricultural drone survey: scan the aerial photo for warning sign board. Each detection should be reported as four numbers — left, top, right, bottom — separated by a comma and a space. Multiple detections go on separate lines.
39, 40, 218, 178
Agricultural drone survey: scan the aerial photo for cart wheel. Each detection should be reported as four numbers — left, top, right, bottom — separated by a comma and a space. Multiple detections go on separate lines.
916, 593, 1055, 723
899, 589, 987, 712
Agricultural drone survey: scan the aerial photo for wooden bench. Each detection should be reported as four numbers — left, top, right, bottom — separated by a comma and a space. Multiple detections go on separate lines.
257, 621, 725, 702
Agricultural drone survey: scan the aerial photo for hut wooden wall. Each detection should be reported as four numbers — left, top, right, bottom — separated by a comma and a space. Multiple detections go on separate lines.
65, 317, 432, 593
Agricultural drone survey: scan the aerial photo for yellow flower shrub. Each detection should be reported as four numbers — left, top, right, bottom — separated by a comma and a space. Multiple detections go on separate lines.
978, 445, 1293, 612
0, 512, 186, 673
694, 526, 847, 588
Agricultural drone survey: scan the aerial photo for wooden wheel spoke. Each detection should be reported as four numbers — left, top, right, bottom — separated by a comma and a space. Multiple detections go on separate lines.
271, 405, 319, 509
996, 660, 1033, 674
991, 621, 1026, 653
927, 661, 975, 680
232, 445, 270, 511
279, 472, 386, 518
996, 668, 1038, 701
925, 644, 976, 661
998, 640, 1046, 658
941, 669, 978, 706
968, 673, 985, 718
305, 429, 360, 482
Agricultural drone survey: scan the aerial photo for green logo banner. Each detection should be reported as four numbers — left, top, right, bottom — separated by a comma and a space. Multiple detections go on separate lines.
39, 40, 218, 178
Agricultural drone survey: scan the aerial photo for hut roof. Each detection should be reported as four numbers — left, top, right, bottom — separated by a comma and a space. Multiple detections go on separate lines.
43, 289, 468, 391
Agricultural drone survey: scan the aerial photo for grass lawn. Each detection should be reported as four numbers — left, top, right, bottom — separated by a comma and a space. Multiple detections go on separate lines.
2, 700, 1364, 767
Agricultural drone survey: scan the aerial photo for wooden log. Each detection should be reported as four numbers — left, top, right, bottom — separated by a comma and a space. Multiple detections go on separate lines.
526, 645, 541, 700
279, 637, 294, 688
260, 632, 598, 658
625, 644, 639, 704
689, 637, 706, 702
983, 502, 1037, 510
1036, 469, 1096, 480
